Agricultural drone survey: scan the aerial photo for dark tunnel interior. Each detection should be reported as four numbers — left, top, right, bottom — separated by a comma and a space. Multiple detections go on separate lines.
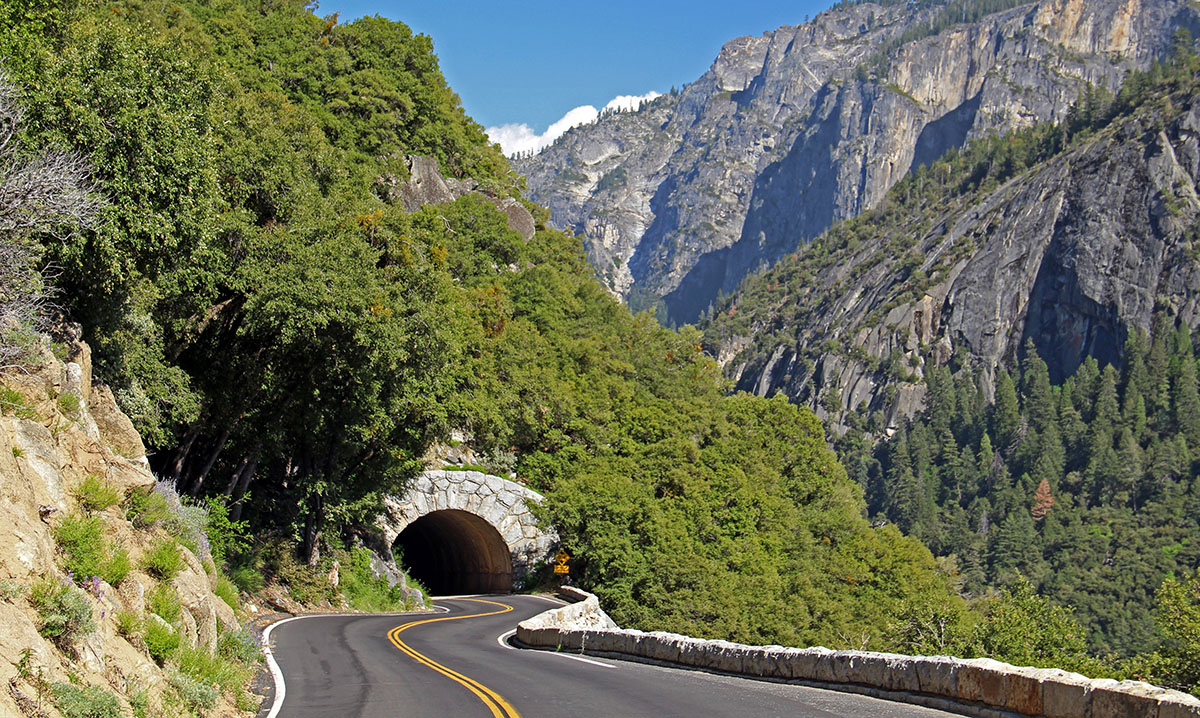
394, 509, 514, 595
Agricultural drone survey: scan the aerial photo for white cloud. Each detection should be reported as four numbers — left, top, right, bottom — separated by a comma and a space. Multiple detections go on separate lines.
486, 90, 661, 157
602, 91, 661, 113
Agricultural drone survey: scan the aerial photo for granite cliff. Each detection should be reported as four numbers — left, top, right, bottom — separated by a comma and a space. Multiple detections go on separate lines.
701, 59, 1200, 434
516, 0, 1200, 326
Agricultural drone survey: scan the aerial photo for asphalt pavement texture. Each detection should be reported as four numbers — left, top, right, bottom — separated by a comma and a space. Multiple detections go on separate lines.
265, 594, 967, 718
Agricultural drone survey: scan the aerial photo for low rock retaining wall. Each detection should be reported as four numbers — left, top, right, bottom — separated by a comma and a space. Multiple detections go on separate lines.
516, 589, 1200, 718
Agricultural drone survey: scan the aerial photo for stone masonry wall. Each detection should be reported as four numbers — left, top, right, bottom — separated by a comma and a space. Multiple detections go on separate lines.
516, 589, 1200, 718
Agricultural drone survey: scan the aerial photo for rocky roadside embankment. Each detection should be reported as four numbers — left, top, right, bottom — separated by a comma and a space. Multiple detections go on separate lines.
0, 339, 247, 717
517, 588, 1200, 718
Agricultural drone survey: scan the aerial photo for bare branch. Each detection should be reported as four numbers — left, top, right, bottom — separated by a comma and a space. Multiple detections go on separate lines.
0, 70, 105, 372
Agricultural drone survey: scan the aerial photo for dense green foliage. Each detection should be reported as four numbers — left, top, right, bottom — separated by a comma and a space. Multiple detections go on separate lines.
839, 329, 1200, 684
0, 0, 975, 652
1157, 569, 1200, 693
693, 36, 1200, 684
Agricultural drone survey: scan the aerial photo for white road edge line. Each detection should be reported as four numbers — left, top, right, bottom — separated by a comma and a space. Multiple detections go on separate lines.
261, 606, 450, 718
496, 628, 615, 668
524, 595, 569, 605
262, 615, 306, 718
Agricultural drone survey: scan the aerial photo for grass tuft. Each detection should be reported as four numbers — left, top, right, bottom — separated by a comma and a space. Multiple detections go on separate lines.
141, 537, 184, 579
74, 474, 122, 513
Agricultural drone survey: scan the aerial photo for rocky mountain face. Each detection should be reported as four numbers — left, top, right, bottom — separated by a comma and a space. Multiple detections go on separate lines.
0, 340, 245, 716
701, 72, 1200, 434
516, 0, 1200, 326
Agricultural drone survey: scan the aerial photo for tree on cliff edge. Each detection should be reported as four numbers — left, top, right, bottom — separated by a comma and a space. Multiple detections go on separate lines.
0, 73, 100, 371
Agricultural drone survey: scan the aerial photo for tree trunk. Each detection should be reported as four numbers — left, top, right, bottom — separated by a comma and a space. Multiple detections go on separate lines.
228, 455, 258, 523
223, 455, 250, 496
167, 423, 202, 484
301, 492, 324, 567
187, 425, 232, 495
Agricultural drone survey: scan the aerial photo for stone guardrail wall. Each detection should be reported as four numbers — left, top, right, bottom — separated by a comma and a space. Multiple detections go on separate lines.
516, 588, 1200, 718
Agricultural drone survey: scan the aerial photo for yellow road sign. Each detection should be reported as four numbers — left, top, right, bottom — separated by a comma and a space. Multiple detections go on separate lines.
553, 550, 570, 566
553, 564, 569, 574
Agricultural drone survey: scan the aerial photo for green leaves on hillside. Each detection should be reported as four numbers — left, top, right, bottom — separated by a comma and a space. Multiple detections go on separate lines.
0, 0, 972, 652
842, 328, 1200, 662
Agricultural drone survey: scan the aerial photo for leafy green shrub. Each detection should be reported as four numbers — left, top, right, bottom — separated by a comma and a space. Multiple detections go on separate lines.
114, 608, 142, 638
141, 538, 184, 579
227, 563, 264, 594
168, 670, 217, 712
74, 474, 122, 513
339, 547, 408, 612
972, 579, 1107, 675
177, 644, 251, 694
125, 488, 171, 529
143, 618, 180, 664
217, 628, 262, 664
52, 514, 105, 578
99, 546, 130, 586
30, 578, 95, 648
147, 583, 181, 624
263, 542, 334, 604
0, 386, 36, 420
50, 682, 121, 718
56, 391, 81, 417
214, 574, 239, 610
198, 495, 248, 565
1157, 569, 1200, 694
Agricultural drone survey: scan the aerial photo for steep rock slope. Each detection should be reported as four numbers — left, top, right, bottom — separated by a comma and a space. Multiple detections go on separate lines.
702, 69, 1200, 433
0, 341, 246, 717
517, 0, 1199, 325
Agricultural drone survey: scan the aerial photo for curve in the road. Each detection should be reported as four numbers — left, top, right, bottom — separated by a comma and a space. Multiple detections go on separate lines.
265, 595, 965, 718
386, 598, 521, 718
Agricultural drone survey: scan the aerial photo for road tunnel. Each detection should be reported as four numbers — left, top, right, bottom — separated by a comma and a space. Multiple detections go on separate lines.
393, 509, 514, 595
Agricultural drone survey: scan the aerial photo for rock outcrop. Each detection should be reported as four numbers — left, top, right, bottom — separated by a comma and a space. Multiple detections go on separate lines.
517, 0, 1200, 325
0, 341, 245, 716
397, 155, 536, 240
704, 70, 1200, 433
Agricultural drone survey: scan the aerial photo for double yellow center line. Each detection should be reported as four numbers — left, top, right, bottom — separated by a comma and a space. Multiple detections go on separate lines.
386, 598, 521, 718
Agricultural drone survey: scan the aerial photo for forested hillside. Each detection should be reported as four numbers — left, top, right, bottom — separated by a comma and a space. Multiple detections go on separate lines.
0, 0, 970, 654
700, 38, 1200, 691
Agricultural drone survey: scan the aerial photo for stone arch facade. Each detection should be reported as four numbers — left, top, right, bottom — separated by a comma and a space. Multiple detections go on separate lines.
378, 470, 556, 591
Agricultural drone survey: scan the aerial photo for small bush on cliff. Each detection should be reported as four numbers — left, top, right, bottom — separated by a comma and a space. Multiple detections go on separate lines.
31, 577, 95, 648
143, 618, 180, 664
52, 514, 105, 578
338, 547, 410, 612
147, 583, 181, 623
74, 474, 122, 513
141, 537, 184, 579
50, 682, 121, 718
217, 627, 262, 664
177, 644, 251, 696
99, 546, 130, 586
124, 488, 171, 528
168, 670, 217, 712
114, 607, 142, 638
213, 574, 239, 610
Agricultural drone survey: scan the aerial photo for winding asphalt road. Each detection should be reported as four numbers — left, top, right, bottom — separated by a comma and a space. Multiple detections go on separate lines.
264, 595, 965, 718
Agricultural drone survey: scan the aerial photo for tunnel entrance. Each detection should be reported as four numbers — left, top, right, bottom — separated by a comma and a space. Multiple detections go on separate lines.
393, 509, 514, 595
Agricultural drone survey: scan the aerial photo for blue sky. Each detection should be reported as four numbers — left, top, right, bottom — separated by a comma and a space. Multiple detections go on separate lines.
322, 1, 836, 153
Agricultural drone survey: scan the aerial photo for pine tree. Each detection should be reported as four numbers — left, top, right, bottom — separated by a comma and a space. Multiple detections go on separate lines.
1031, 477, 1055, 521
1023, 342, 1056, 432
993, 369, 1021, 450
1171, 343, 1200, 449
1148, 319, 1172, 428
